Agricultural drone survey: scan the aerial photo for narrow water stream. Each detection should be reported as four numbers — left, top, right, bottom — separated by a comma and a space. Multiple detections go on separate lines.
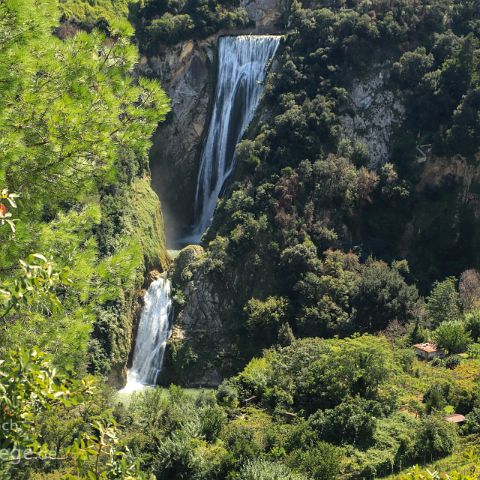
120, 277, 172, 393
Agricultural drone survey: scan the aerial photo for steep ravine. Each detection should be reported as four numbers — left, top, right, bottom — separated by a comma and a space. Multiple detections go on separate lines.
116, 0, 287, 389
127, 2, 480, 389
146, 0, 288, 246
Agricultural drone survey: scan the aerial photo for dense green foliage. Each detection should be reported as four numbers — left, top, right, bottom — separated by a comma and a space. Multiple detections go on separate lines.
0, 0, 172, 476
115, 336, 479, 479
2, 0, 480, 478
58, 0, 133, 32
0, 347, 146, 479
169, 0, 480, 383
135, 0, 251, 51
4, 337, 479, 479
0, 0, 170, 379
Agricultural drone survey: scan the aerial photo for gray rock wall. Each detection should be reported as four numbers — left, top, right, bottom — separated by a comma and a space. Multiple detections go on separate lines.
147, 0, 288, 246
341, 68, 405, 167
146, 39, 214, 245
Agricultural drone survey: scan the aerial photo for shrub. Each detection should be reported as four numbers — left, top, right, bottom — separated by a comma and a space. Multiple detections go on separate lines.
434, 321, 471, 354
286, 442, 341, 480
308, 397, 379, 447
465, 309, 480, 341
238, 460, 308, 480
245, 297, 289, 345
464, 407, 480, 434
426, 278, 461, 327
444, 355, 461, 369
414, 416, 458, 462
146, 13, 194, 44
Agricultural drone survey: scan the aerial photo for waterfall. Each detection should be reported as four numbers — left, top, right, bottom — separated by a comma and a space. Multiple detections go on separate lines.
188, 35, 280, 243
120, 277, 172, 393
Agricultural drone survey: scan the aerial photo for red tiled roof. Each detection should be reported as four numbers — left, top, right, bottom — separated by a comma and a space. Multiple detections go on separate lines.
445, 414, 466, 423
414, 342, 440, 353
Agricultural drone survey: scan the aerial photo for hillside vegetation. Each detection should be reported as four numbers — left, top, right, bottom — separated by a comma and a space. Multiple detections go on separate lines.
170, 0, 480, 384
0, 0, 169, 381
0, 0, 480, 479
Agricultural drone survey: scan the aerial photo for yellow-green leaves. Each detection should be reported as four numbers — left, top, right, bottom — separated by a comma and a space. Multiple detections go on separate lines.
0, 348, 89, 452
0, 253, 71, 319
1, 1, 170, 208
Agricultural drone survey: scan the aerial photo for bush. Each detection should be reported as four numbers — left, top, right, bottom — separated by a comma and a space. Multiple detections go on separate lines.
308, 397, 379, 447
444, 355, 461, 369
434, 321, 471, 354
414, 416, 458, 462
286, 442, 341, 480
238, 460, 308, 480
245, 297, 289, 345
430, 357, 445, 368
465, 309, 480, 341
464, 407, 480, 434
146, 13, 194, 44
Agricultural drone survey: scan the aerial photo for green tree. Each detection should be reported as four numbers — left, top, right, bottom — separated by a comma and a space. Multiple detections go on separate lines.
415, 416, 458, 462
0, 0, 170, 374
308, 397, 378, 447
465, 309, 480, 342
1, 12, 169, 208
433, 321, 471, 354
245, 297, 289, 345
278, 322, 295, 346
286, 442, 341, 480
392, 47, 434, 87
426, 277, 461, 327
352, 259, 419, 332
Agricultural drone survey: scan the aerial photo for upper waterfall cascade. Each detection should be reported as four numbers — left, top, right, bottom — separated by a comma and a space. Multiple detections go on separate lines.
189, 35, 281, 242
120, 277, 172, 393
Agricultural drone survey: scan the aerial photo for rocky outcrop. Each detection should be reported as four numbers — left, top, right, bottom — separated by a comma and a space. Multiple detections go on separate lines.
146, 40, 214, 245
146, 0, 288, 246
162, 245, 229, 386
240, 0, 288, 30
417, 153, 480, 215
342, 68, 405, 167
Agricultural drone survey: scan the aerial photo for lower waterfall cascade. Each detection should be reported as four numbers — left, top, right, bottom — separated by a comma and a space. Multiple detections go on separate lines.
188, 34, 281, 243
120, 277, 172, 393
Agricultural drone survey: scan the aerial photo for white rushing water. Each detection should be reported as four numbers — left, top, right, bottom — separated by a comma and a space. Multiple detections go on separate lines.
188, 35, 281, 243
120, 277, 172, 393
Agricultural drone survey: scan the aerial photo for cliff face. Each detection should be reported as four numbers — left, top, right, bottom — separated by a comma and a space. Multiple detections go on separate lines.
341, 67, 405, 167
400, 154, 480, 285
240, 0, 288, 29
146, 40, 213, 244
146, 0, 287, 246
162, 245, 228, 386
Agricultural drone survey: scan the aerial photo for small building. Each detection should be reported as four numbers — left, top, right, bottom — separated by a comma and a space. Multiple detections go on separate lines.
445, 413, 466, 424
414, 342, 445, 361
